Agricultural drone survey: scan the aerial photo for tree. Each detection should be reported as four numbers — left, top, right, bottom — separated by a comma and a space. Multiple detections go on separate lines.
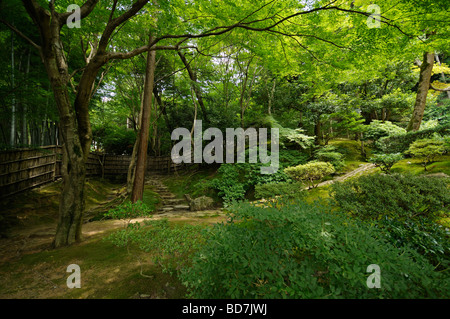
130, 34, 156, 203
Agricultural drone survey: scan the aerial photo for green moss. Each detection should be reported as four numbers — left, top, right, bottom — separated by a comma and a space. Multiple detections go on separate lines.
142, 186, 161, 211
391, 155, 450, 176
0, 234, 186, 299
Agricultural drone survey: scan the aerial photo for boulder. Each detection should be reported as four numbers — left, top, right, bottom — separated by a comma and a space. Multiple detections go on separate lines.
184, 194, 215, 211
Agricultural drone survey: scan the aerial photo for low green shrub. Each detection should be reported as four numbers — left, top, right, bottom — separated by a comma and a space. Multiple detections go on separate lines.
180, 200, 448, 298
330, 173, 450, 221
314, 146, 345, 172
254, 181, 305, 200
209, 162, 292, 204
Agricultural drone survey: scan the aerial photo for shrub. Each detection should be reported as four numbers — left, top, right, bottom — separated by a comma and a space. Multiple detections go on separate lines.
363, 120, 406, 142
406, 138, 447, 171
208, 164, 247, 203
104, 200, 153, 225
368, 153, 403, 174
180, 200, 448, 298
254, 181, 305, 200
314, 146, 345, 171
209, 161, 293, 204
330, 174, 450, 221
284, 161, 335, 189
93, 125, 137, 155
279, 149, 309, 167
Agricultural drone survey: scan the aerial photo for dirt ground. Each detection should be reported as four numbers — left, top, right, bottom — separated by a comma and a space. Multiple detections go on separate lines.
0, 178, 226, 299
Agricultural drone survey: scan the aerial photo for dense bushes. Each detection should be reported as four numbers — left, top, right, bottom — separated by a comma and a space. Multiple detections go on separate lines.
330, 173, 450, 221
208, 149, 308, 203
254, 181, 305, 200
375, 123, 450, 154
377, 217, 450, 269
180, 201, 448, 298
92, 125, 137, 155
363, 120, 406, 142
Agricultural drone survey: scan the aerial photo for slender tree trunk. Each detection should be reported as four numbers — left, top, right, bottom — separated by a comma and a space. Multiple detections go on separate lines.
22, 49, 31, 145
131, 35, 156, 202
407, 52, 434, 132
434, 53, 450, 99
10, 29, 15, 146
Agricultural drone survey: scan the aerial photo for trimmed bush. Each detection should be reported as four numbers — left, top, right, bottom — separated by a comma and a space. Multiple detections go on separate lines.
363, 120, 406, 142
284, 161, 335, 189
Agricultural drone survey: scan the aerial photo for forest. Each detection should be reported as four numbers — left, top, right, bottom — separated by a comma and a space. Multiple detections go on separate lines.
0, 0, 449, 302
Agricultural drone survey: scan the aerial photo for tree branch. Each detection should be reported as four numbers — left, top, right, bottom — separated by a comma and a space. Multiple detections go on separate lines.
97, 0, 149, 54
57, 0, 100, 27
0, 19, 42, 54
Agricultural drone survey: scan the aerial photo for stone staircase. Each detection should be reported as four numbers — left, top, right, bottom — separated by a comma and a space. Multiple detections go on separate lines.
145, 175, 191, 213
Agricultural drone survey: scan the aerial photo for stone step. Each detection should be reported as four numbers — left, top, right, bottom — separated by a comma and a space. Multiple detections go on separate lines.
160, 194, 176, 199
173, 205, 190, 210
164, 198, 188, 205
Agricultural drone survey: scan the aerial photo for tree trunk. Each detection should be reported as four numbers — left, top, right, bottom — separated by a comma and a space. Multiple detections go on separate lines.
131, 35, 156, 202
22, 49, 31, 145
10, 29, 15, 146
314, 120, 321, 145
407, 52, 434, 132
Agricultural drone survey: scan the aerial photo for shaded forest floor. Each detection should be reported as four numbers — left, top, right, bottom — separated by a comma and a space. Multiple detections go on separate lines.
0, 176, 225, 299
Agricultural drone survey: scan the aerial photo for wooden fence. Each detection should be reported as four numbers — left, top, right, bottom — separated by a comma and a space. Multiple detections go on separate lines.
0, 146, 189, 199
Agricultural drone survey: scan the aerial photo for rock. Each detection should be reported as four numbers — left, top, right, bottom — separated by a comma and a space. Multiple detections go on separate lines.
185, 194, 215, 211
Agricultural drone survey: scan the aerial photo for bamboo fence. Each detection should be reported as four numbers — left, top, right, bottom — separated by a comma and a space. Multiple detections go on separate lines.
0, 146, 188, 199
